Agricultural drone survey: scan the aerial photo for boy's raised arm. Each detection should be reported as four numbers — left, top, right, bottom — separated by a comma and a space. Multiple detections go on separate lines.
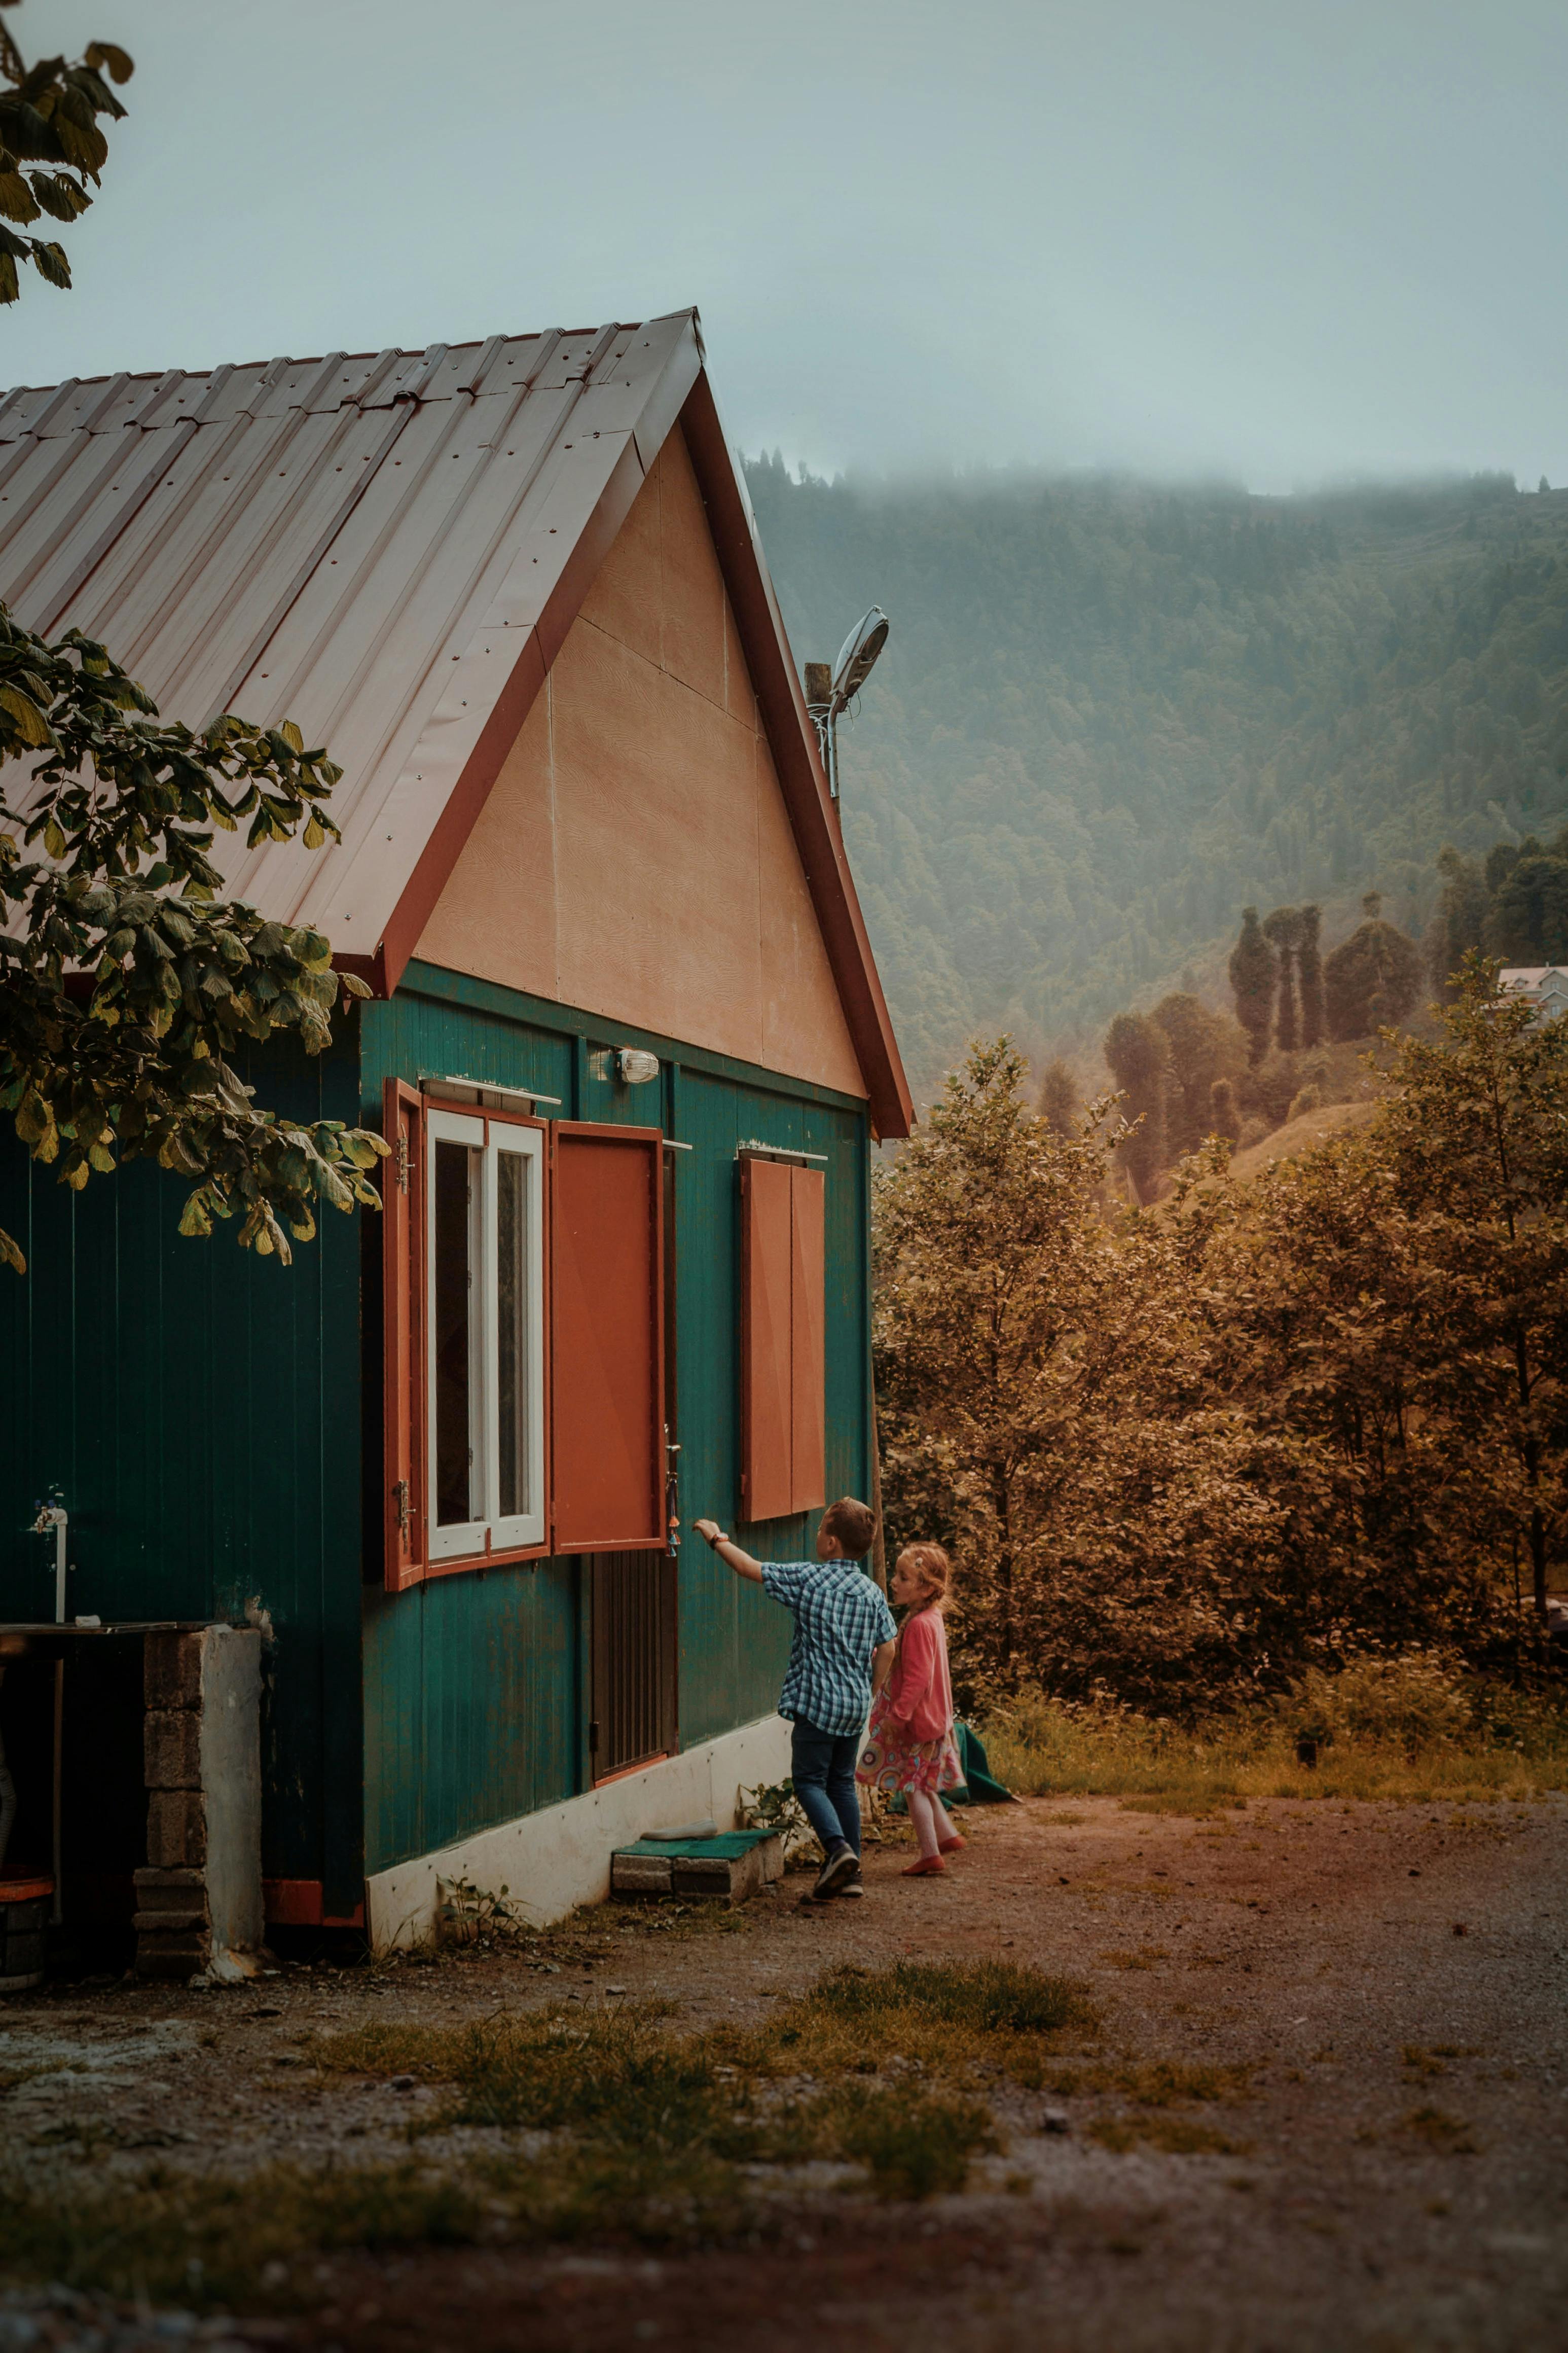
691, 1518, 764, 1585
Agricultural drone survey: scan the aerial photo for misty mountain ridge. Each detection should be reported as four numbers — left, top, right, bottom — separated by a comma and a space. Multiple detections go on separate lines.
745, 457, 1568, 1100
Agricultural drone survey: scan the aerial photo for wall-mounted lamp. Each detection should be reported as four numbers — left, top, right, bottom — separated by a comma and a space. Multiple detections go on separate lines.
616, 1049, 660, 1086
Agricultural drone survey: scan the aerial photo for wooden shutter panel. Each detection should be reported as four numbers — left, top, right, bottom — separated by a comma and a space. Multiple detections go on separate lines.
550, 1123, 665, 1553
741, 1156, 794, 1522
789, 1166, 826, 1512
382, 1079, 427, 1591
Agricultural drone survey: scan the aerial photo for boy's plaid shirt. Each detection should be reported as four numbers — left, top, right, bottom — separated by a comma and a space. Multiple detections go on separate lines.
759, 1560, 899, 1737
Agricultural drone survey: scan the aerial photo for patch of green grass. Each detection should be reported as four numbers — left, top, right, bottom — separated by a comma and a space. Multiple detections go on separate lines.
0, 2159, 488, 2311
771, 2077, 998, 2199
1046, 2058, 1252, 2107
717, 1959, 1096, 2091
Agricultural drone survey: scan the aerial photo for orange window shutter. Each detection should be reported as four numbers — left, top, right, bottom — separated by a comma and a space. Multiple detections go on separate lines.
789, 1166, 826, 1513
550, 1123, 665, 1553
741, 1156, 794, 1522
382, 1079, 427, 1591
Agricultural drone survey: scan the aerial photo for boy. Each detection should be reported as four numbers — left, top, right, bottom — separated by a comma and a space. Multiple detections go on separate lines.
692, 1499, 897, 1901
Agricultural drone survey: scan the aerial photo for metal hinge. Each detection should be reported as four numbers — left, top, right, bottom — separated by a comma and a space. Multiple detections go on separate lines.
588, 1719, 600, 1755
395, 1132, 410, 1193
393, 1479, 411, 1540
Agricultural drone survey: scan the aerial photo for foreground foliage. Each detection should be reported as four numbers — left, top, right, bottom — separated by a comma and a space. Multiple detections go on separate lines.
876, 971, 1568, 1711
0, 607, 385, 1270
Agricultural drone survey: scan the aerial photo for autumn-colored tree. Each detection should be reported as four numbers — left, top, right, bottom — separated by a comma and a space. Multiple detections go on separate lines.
1228, 906, 1276, 1067
1296, 902, 1326, 1047
1370, 955, 1568, 1621
1103, 1011, 1166, 1201
874, 1040, 1334, 1711
876, 977, 1567, 1711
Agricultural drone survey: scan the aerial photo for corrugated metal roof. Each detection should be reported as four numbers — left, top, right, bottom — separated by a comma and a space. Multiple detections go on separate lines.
0, 309, 915, 1136
0, 314, 697, 955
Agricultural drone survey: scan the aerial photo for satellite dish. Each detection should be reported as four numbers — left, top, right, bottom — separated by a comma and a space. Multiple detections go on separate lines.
829, 607, 889, 711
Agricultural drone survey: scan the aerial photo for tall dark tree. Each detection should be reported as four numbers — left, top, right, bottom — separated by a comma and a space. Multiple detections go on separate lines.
1428, 846, 1489, 995
1228, 907, 1277, 1068
1104, 1011, 1168, 1203
1324, 892, 1425, 1041
1296, 903, 1325, 1047
1484, 844, 1568, 965
1262, 906, 1301, 1054
1038, 1056, 1079, 1132
1208, 1076, 1242, 1145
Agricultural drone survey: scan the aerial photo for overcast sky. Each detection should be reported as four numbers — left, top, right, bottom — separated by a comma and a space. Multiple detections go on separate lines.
6, 0, 1563, 489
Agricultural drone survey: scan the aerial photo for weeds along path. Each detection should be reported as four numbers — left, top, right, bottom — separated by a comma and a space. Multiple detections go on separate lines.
0, 1794, 1564, 2351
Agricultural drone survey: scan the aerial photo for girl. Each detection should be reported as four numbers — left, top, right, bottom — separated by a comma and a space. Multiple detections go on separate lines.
857, 1543, 964, 1875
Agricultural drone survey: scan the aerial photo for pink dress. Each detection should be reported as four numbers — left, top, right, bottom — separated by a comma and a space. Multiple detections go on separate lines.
857, 1607, 962, 1797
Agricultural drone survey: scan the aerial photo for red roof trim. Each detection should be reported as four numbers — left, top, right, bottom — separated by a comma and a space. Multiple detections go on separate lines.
679, 376, 912, 1140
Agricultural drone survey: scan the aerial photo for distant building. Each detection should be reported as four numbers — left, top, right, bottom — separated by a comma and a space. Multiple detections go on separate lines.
1498, 967, 1568, 1021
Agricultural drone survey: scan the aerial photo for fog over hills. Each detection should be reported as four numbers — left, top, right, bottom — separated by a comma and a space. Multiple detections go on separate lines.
747, 459, 1568, 1101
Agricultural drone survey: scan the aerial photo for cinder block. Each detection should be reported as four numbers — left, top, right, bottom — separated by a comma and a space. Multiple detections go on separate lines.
611, 1852, 672, 1896
144, 1707, 201, 1790
147, 1788, 207, 1869
144, 1628, 205, 1711
671, 1856, 736, 1897
134, 1865, 206, 1896
136, 1928, 211, 1981
133, 1907, 210, 1936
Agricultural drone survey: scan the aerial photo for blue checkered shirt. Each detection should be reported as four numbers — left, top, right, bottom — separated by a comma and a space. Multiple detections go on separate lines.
759, 1560, 899, 1738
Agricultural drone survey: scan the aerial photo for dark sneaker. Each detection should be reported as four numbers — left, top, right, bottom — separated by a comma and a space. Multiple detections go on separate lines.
813, 1844, 859, 1901
836, 1869, 865, 1899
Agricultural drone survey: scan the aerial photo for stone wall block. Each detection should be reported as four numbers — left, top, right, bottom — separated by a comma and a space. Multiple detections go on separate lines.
143, 1707, 201, 1790
146, 1788, 207, 1870
143, 1629, 204, 1712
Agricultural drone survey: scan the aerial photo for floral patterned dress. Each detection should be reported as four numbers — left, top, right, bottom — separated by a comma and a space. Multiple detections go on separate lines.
857, 1605, 963, 1797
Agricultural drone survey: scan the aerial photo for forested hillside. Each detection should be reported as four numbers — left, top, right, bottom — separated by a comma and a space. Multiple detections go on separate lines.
746, 459, 1568, 1099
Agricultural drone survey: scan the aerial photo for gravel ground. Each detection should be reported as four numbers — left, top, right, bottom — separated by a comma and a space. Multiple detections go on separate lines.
2, 1792, 1564, 2350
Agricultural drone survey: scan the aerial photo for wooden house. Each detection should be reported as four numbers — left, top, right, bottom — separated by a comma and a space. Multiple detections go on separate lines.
0, 311, 911, 1946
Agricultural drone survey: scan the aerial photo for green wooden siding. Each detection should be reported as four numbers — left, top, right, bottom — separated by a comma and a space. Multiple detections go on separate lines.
0, 960, 876, 1900
0, 1021, 366, 1912
359, 965, 872, 1875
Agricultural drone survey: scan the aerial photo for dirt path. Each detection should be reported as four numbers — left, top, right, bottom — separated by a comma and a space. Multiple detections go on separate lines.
3, 1793, 1565, 2350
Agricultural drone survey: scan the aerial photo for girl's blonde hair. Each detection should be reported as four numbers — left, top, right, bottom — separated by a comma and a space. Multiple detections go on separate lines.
895, 1542, 952, 1614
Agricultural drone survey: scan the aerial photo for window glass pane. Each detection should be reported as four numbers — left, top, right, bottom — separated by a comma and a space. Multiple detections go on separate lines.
433, 1139, 474, 1526
496, 1147, 530, 1520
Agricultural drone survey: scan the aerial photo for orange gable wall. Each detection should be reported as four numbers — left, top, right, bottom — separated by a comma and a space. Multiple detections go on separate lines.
414, 425, 868, 1101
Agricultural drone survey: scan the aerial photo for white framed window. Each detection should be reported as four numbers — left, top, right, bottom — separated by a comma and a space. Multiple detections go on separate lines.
426, 1107, 545, 1560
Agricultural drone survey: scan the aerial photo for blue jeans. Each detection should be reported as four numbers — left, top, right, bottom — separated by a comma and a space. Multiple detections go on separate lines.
791, 1719, 862, 1859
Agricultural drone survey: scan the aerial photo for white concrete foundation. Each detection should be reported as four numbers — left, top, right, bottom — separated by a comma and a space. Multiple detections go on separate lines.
365, 1713, 792, 1951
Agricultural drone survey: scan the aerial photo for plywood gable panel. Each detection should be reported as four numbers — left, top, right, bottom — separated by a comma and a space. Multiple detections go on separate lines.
417, 427, 866, 1099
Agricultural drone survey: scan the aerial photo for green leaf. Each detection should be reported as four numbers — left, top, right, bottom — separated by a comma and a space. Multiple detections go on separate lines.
279, 719, 304, 755
0, 682, 56, 745
83, 42, 135, 85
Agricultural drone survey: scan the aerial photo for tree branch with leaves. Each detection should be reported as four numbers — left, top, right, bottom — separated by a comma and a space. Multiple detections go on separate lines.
0, 0, 131, 303
0, 604, 386, 1273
